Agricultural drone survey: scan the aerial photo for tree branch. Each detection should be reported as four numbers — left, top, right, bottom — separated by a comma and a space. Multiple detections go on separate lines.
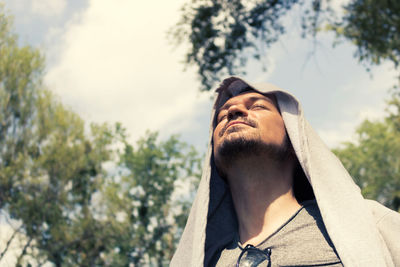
0, 225, 23, 261
16, 237, 33, 266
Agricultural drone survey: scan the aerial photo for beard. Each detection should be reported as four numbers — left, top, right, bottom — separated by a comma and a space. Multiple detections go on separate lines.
214, 132, 293, 176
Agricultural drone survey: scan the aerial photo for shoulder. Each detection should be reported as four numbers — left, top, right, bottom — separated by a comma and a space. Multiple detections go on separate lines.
365, 199, 400, 265
365, 199, 400, 225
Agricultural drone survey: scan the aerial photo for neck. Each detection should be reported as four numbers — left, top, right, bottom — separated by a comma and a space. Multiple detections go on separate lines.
225, 155, 301, 246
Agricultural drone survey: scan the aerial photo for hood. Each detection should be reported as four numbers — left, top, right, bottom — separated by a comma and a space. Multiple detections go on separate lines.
171, 77, 393, 267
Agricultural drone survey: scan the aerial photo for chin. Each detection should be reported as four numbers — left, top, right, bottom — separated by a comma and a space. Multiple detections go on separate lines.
215, 134, 291, 168
223, 128, 258, 142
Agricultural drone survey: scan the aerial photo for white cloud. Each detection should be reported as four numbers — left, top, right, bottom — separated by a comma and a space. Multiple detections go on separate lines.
0, 218, 24, 266
32, 0, 66, 16
318, 125, 356, 148
317, 62, 396, 148
328, 0, 350, 15
32, 0, 400, 151
2, 0, 25, 11
317, 105, 386, 148
45, 0, 212, 144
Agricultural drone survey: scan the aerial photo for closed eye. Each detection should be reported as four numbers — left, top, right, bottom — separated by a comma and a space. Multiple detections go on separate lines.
217, 113, 227, 123
251, 104, 268, 110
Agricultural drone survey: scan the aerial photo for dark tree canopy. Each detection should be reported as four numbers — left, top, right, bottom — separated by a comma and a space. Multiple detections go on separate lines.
171, 0, 400, 91
336, 0, 400, 69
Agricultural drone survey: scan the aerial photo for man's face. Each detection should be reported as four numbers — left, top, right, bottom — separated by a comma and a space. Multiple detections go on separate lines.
213, 91, 288, 168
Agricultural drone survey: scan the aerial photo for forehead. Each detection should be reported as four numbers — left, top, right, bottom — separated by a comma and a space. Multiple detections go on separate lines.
217, 91, 278, 112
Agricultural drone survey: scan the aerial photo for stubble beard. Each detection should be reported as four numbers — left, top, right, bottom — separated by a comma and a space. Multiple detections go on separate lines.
214, 133, 292, 176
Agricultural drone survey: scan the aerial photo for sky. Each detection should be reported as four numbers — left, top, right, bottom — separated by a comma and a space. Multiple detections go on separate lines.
2, 0, 398, 153
0, 0, 398, 265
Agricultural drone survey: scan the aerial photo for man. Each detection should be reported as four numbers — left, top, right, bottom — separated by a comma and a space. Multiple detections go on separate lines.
171, 77, 400, 266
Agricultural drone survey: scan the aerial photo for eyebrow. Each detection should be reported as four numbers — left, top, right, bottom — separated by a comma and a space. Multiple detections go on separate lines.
218, 95, 275, 112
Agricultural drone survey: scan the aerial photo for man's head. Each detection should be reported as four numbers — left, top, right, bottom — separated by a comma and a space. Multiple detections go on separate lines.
213, 90, 292, 174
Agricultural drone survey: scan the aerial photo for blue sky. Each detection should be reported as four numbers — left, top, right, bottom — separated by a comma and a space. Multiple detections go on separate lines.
2, 0, 398, 152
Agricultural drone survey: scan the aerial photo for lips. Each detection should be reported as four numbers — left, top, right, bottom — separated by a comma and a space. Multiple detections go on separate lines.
226, 121, 251, 129
219, 119, 256, 137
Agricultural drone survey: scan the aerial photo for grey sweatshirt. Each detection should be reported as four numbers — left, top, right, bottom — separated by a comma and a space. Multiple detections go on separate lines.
171, 77, 400, 267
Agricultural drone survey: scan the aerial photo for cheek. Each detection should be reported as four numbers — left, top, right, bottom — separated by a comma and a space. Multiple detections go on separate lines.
261, 116, 286, 142
213, 124, 228, 157
212, 127, 221, 150
213, 125, 221, 140
213, 120, 226, 139
275, 121, 287, 143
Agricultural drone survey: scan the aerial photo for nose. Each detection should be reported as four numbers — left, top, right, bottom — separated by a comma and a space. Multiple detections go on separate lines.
227, 104, 248, 121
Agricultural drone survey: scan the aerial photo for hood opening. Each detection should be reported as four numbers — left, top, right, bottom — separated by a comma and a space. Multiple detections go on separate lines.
293, 159, 315, 202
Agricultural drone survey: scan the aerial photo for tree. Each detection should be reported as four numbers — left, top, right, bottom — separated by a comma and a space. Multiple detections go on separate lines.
0, 4, 116, 264
170, 0, 400, 91
8, 97, 119, 266
333, 0, 400, 71
0, 3, 44, 209
99, 131, 201, 266
0, 5, 201, 266
333, 91, 400, 211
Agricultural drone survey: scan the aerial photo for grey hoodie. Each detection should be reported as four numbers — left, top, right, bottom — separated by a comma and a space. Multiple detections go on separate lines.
171, 77, 400, 267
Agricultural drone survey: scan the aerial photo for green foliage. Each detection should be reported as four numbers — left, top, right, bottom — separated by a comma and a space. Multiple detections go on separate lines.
170, 0, 304, 90
171, 0, 400, 90
0, 4, 116, 264
0, 3, 44, 208
335, 0, 400, 70
0, 6, 201, 266
170, 0, 337, 90
333, 92, 400, 211
100, 132, 201, 266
